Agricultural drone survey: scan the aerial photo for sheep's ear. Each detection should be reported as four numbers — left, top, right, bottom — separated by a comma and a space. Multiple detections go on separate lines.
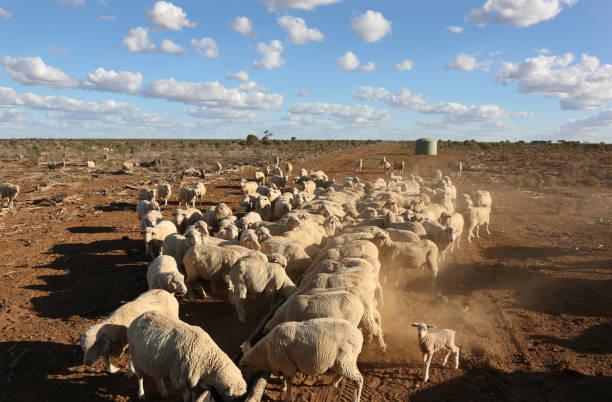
411, 323, 420, 327
240, 341, 252, 354
427, 324, 435, 328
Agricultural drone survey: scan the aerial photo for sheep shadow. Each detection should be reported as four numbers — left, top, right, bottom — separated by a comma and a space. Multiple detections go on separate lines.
94, 202, 135, 212
67, 226, 117, 234
530, 322, 612, 355
26, 238, 149, 319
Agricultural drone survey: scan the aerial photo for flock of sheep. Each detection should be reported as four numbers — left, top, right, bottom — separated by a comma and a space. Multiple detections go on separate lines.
5, 155, 492, 401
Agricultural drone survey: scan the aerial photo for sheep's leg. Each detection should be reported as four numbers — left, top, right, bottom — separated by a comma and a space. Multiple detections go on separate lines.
155, 377, 168, 398
333, 362, 363, 402
103, 356, 119, 374
423, 352, 428, 363
125, 359, 135, 378
283, 376, 294, 402
475, 224, 480, 239
332, 373, 343, 388
453, 346, 460, 369
442, 348, 451, 366
485, 221, 490, 235
423, 353, 433, 382
136, 371, 145, 400
234, 295, 247, 323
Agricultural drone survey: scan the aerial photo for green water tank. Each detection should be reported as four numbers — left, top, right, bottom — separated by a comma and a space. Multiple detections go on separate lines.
415, 138, 437, 155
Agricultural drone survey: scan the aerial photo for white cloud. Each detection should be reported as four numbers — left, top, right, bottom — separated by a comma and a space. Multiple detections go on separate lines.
160, 39, 188, 54
100, 15, 117, 21
49, 46, 69, 54
338, 51, 359, 71
387, 88, 428, 110
446, 53, 492, 71
294, 90, 312, 97
360, 61, 376, 72
277, 15, 324, 45
0, 7, 12, 19
98, 0, 108, 7
122, 27, 157, 53
394, 59, 413, 71
82, 68, 143, 94
146, 1, 196, 31
557, 109, 612, 136
226, 71, 250, 82
59, 0, 85, 6
190, 37, 218, 57
229, 16, 256, 39
446, 26, 463, 34
350, 10, 392, 43
287, 101, 391, 123
238, 81, 270, 92
496, 53, 612, 110
422, 102, 509, 124
2, 56, 78, 88
466, 0, 578, 28
188, 106, 259, 120
142, 78, 284, 110
253, 40, 285, 70
351, 86, 390, 102
533, 48, 551, 54
263, 0, 341, 11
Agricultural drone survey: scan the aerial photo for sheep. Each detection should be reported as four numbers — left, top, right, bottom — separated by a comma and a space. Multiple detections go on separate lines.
228, 256, 296, 322
394, 161, 405, 176
260, 236, 313, 281
215, 223, 239, 240
238, 228, 261, 250
178, 186, 197, 209
254, 171, 265, 185
213, 161, 222, 174
122, 162, 134, 173
419, 204, 447, 221
143, 220, 177, 257
432, 169, 443, 181
297, 167, 307, 178
273, 155, 280, 167
255, 196, 273, 221
379, 156, 387, 169
182, 243, 241, 298
156, 183, 172, 207
475, 190, 492, 208
0, 183, 20, 209
161, 229, 201, 273
186, 220, 209, 237
354, 159, 363, 172
383, 161, 391, 172
421, 219, 457, 261
241, 179, 258, 196
240, 318, 363, 402
138, 187, 156, 202
192, 182, 206, 205
137, 200, 160, 220
274, 198, 292, 219
302, 180, 316, 194
455, 193, 473, 214
299, 271, 383, 309
78, 289, 178, 374
285, 161, 293, 176
439, 212, 464, 250
203, 203, 233, 233
173, 208, 202, 234
127, 311, 247, 401
146, 255, 188, 296
270, 175, 288, 189
369, 231, 439, 282
411, 323, 459, 382
313, 240, 380, 272
238, 211, 262, 230
140, 209, 163, 232
86, 160, 96, 171
464, 206, 491, 242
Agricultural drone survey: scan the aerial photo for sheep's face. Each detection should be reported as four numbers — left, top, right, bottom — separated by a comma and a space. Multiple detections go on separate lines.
174, 212, 187, 227
143, 228, 154, 243
286, 215, 301, 230
371, 232, 389, 248
185, 230, 202, 246
241, 233, 260, 251
255, 227, 271, 242
267, 253, 287, 268
411, 323, 435, 339
168, 274, 187, 295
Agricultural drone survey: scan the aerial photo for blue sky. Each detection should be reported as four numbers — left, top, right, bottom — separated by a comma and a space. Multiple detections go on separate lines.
0, 0, 611, 141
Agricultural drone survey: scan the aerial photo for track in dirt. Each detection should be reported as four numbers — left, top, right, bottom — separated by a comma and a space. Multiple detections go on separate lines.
1, 142, 611, 402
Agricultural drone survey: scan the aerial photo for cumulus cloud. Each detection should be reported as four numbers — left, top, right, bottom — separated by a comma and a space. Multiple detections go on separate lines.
122, 27, 157, 53
190, 37, 218, 57
446, 53, 492, 71
2, 56, 78, 88
0, 7, 12, 19
446, 26, 463, 34
82, 68, 143, 94
141, 78, 283, 110
557, 109, 612, 135
49, 46, 69, 54
294, 90, 312, 97
160, 39, 188, 54
287, 101, 391, 123
263, 0, 341, 11
100, 15, 117, 21
277, 15, 324, 45
146, 1, 196, 31
394, 59, 413, 71
338, 51, 359, 71
351, 86, 390, 102
496, 53, 612, 110
350, 10, 392, 43
238, 81, 270, 92
229, 16, 256, 39
253, 40, 285, 70
360, 61, 376, 72
466, 0, 578, 28
226, 71, 250, 82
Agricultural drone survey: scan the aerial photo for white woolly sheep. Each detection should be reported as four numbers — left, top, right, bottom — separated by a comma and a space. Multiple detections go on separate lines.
228, 256, 296, 322
146, 255, 188, 295
270, 175, 289, 189
192, 182, 206, 205
182, 243, 242, 298
464, 206, 491, 243
78, 289, 178, 374
140, 209, 163, 232
432, 169, 443, 181
127, 311, 247, 401
215, 223, 239, 240
302, 180, 316, 194
240, 318, 363, 402
300, 271, 383, 309
238, 211, 262, 230
241, 179, 259, 196
143, 220, 177, 257
274, 198, 292, 219
203, 203, 233, 232
411, 323, 459, 382
86, 160, 96, 171
173, 208, 203, 234
475, 190, 492, 208
260, 236, 313, 281
455, 193, 473, 214
138, 187, 156, 202
136, 200, 161, 220
421, 219, 457, 261
238, 228, 261, 250
161, 229, 201, 273
178, 186, 197, 209
156, 183, 172, 207
285, 161, 293, 176
255, 196, 273, 221
354, 159, 363, 172
213, 161, 222, 174
254, 171, 265, 185
185, 220, 209, 237
1, 183, 20, 209
439, 212, 464, 250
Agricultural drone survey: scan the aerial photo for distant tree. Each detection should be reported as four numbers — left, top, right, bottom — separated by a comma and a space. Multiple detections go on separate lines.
246, 134, 260, 145
291, 136, 296, 141
262, 129, 273, 142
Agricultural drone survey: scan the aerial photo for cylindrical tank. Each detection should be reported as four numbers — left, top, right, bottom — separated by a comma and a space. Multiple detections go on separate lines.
415, 138, 437, 155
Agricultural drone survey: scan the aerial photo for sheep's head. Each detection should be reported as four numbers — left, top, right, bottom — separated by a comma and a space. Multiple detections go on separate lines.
278, 200, 292, 216
143, 227, 154, 243
219, 224, 239, 240
215, 203, 233, 221
174, 210, 188, 227
364, 182, 374, 194
167, 272, 188, 296
286, 214, 301, 230
205, 372, 247, 400
383, 200, 399, 214
411, 323, 435, 338
255, 226, 272, 242
323, 216, 340, 234
149, 201, 161, 212
371, 231, 390, 248
267, 253, 287, 268
240, 229, 260, 250
184, 228, 202, 246
190, 221, 209, 237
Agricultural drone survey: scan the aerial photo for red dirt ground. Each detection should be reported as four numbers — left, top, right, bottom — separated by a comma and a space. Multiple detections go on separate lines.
0, 142, 611, 402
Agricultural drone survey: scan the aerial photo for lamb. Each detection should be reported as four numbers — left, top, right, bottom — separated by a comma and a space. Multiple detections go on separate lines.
369, 231, 439, 282
439, 212, 464, 250
161, 229, 202, 273
127, 311, 247, 401
475, 190, 492, 208
254, 171, 265, 185
146, 255, 188, 296
182, 243, 242, 298
177, 186, 197, 209
156, 183, 172, 207
192, 182, 206, 205
228, 255, 296, 322
354, 159, 363, 172
421, 219, 457, 261
464, 206, 491, 242
0, 183, 20, 209
240, 318, 363, 402
394, 161, 405, 176
143, 220, 178, 257
138, 187, 156, 202
173, 208, 203, 234
78, 289, 178, 374
86, 160, 96, 171
284, 161, 293, 176
213, 161, 222, 174
264, 289, 386, 352
411, 323, 459, 382
241, 179, 258, 196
